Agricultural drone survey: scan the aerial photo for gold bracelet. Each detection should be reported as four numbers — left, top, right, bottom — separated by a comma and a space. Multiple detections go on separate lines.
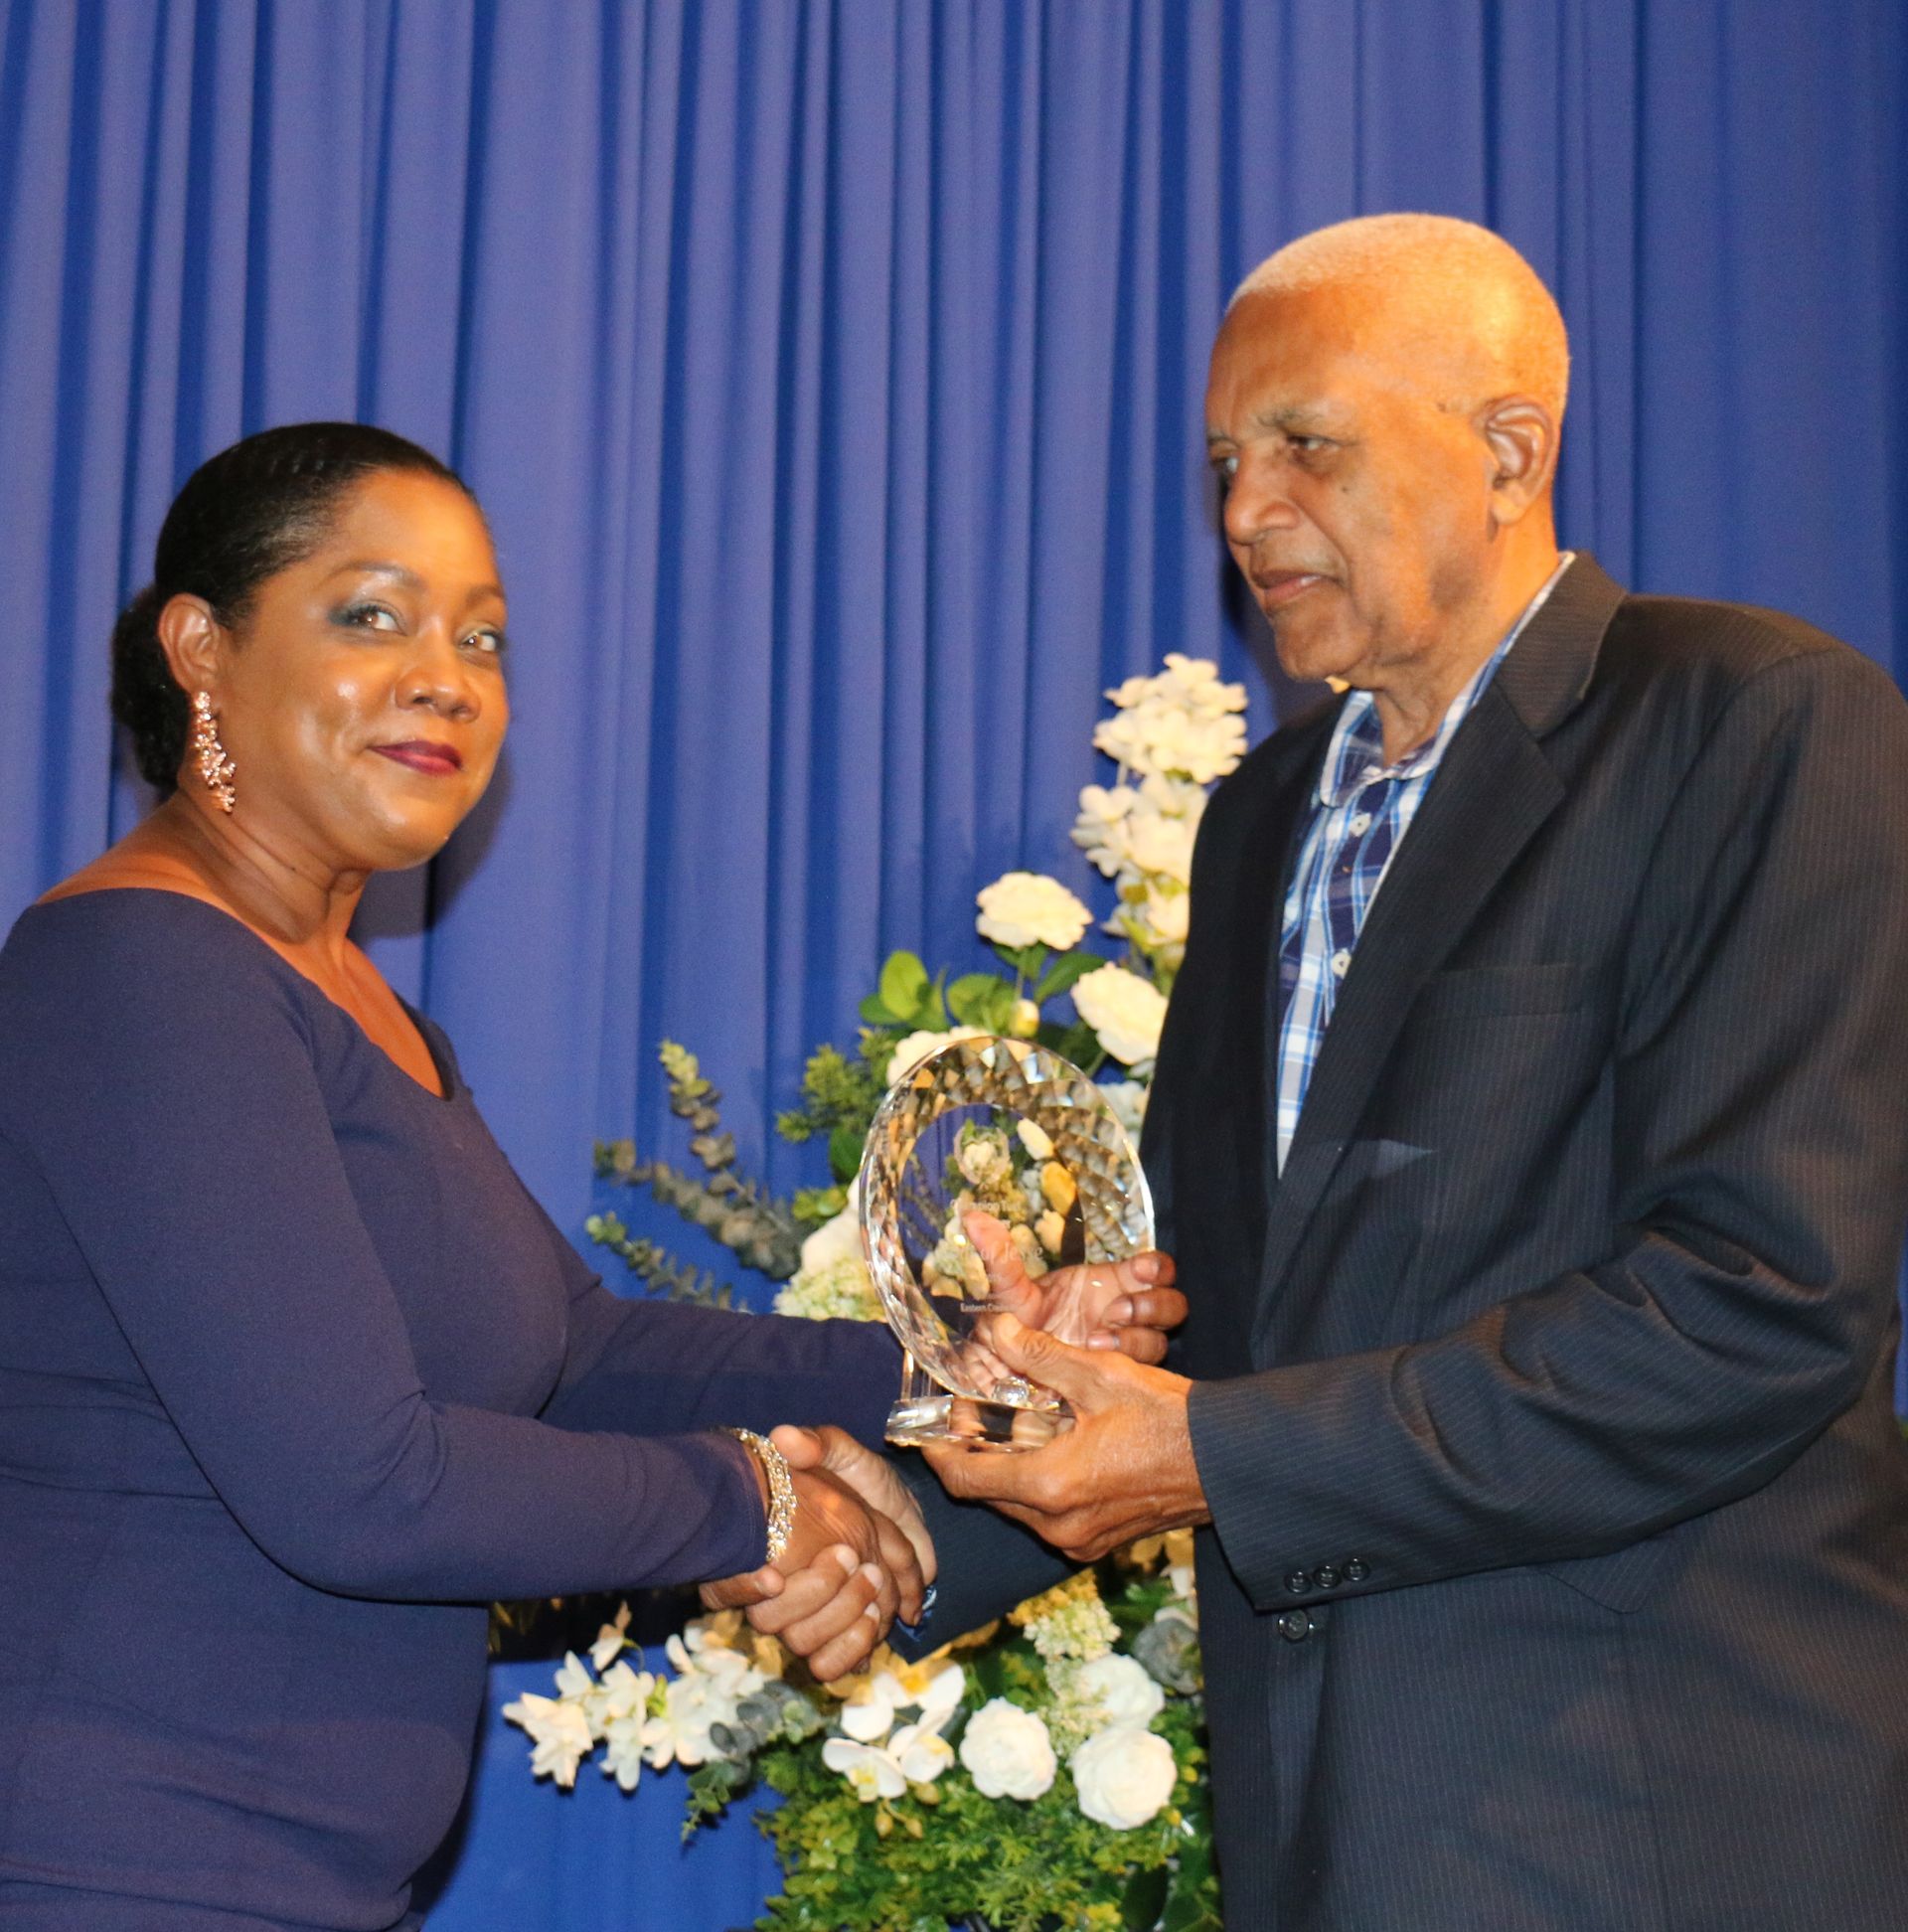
724, 1427, 797, 1565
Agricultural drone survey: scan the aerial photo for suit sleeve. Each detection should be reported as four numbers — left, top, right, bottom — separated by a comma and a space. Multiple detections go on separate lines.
1189, 645, 1908, 1611
5, 911, 772, 1603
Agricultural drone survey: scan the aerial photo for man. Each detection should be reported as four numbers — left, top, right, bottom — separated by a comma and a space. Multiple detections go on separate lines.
912, 214, 1908, 1928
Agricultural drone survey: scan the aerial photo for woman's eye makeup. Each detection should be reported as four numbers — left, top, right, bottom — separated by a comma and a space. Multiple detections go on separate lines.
334, 599, 402, 632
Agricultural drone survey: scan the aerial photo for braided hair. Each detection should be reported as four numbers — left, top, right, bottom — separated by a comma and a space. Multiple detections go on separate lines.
110, 423, 474, 792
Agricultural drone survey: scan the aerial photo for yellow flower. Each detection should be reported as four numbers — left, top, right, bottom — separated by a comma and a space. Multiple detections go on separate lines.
1009, 1570, 1103, 1629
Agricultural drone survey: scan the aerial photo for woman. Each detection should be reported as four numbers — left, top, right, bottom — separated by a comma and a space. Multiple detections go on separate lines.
0, 423, 1179, 1930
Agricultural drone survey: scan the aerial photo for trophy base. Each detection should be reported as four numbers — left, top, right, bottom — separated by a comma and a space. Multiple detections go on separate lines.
885, 1392, 1073, 1452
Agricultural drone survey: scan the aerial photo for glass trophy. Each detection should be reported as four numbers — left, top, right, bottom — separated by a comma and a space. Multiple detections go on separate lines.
858, 1034, 1155, 1452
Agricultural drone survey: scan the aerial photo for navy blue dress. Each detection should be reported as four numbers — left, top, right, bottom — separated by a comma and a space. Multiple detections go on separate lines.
0, 890, 896, 1929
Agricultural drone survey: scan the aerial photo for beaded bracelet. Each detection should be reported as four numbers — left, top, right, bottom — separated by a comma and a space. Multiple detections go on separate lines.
723, 1427, 797, 1565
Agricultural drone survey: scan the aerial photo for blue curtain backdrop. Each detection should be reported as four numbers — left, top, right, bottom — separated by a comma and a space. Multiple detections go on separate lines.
3, 2, 1905, 1925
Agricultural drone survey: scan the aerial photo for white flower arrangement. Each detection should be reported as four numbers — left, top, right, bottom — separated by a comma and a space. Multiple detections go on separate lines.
549, 653, 1248, 1928
506, 1541, 1208, 1917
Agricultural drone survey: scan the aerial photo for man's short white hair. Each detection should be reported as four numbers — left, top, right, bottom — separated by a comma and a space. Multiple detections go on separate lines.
1229, 213, 1570, 426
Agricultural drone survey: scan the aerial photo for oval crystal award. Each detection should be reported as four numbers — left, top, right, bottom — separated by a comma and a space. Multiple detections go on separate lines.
858, 1034, 1155, 1451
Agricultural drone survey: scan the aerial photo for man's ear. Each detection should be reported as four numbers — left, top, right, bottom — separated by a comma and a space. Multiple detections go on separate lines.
1478, 395, 1559, 527
155, 593, 228, 699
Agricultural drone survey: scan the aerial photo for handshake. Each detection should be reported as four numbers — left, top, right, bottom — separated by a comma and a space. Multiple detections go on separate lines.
703, 1216, 1197, 1680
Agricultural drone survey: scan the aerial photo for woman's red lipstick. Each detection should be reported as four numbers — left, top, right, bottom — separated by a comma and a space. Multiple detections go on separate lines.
371, 740, 464, 775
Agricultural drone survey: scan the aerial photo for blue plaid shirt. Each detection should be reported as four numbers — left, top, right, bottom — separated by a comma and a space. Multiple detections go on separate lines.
1272, 558, 1573, 1170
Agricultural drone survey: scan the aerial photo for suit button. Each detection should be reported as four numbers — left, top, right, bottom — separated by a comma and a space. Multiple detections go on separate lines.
1344, 1557, 1368, 1583
1278, 1610, 1314, 1643
1284, 1570, 1311, 1596
1313, 1564, 1340, 1590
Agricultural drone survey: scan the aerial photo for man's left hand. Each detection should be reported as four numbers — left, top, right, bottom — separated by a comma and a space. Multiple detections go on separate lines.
963, 1210, 1186, 1364
922, 1310, 1210, 1561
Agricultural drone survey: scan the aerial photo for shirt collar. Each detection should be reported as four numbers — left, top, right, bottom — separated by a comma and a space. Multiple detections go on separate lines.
1318, 552, 1575, 809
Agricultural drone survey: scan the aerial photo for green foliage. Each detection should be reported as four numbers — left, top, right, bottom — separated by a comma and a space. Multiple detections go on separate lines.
775, 1035, 900, 1216
993, 941, 1049, 983
736, 1663, 1216, 1932
1034, 951, 1107, 1004
581, 1211, 738, 1311
859, 950, 949, 1030
591, 1044, 803, 1280
947, 971, 1019, 1034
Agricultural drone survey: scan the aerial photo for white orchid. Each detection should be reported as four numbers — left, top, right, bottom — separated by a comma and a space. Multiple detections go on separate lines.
501, 1690, 595, 1790
840, 1661, 965, 1743
639, 1630, 762, 1769
890, 1720, 956, 1785
975, 872, 1093, 952
822, 1734, 909, 1803
589, 1603, 633, 1674
553, 1651, 595, 1703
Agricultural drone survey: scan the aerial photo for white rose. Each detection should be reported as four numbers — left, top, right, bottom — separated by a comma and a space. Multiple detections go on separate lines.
1074, 1653, 1166, 1730
976, 873, 1094, 952
958, 1697, 1057, 1800
1070, 1724, 1178, 1830
1071, 964, 1169, 1066
886, 1026, 985, 1084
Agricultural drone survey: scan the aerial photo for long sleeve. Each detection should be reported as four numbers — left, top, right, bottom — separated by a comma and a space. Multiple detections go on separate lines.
1190, 644, 1908, 1611
527, 1194, 901, 1446
0, 894, 768, 1602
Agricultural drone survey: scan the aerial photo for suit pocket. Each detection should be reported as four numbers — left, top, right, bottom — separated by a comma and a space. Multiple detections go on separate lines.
1412, 960, 1591, 1022
1535, 1523, 1685, 1614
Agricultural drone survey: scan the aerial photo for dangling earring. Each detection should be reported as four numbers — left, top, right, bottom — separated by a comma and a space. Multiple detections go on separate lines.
192, 691, 238, 814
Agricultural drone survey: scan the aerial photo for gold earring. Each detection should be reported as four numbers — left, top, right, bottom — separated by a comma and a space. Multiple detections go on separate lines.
191, 691, 238, 813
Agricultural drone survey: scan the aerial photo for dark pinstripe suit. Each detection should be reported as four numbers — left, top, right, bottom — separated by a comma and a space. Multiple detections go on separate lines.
1131, 554, 1908, 1927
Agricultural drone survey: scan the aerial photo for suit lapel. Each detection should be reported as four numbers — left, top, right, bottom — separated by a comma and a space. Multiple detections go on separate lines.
1176, 704, 1335, 1322
1250, 556, 1627, 1337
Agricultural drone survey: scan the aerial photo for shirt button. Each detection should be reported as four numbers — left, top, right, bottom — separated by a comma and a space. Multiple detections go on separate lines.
1278, 1610, 1314, 1643
1344, 1557, 1369, 1583
1313, 1564, 1341, 1591
1349, 812, 1371, 836
1330, 949, 1351, 978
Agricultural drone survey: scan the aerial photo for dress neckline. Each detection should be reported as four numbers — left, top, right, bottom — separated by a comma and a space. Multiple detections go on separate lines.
22, 886, 460, 1104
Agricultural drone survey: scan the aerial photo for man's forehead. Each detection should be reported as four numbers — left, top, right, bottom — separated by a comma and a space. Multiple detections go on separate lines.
1205, 283, 1479, 426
